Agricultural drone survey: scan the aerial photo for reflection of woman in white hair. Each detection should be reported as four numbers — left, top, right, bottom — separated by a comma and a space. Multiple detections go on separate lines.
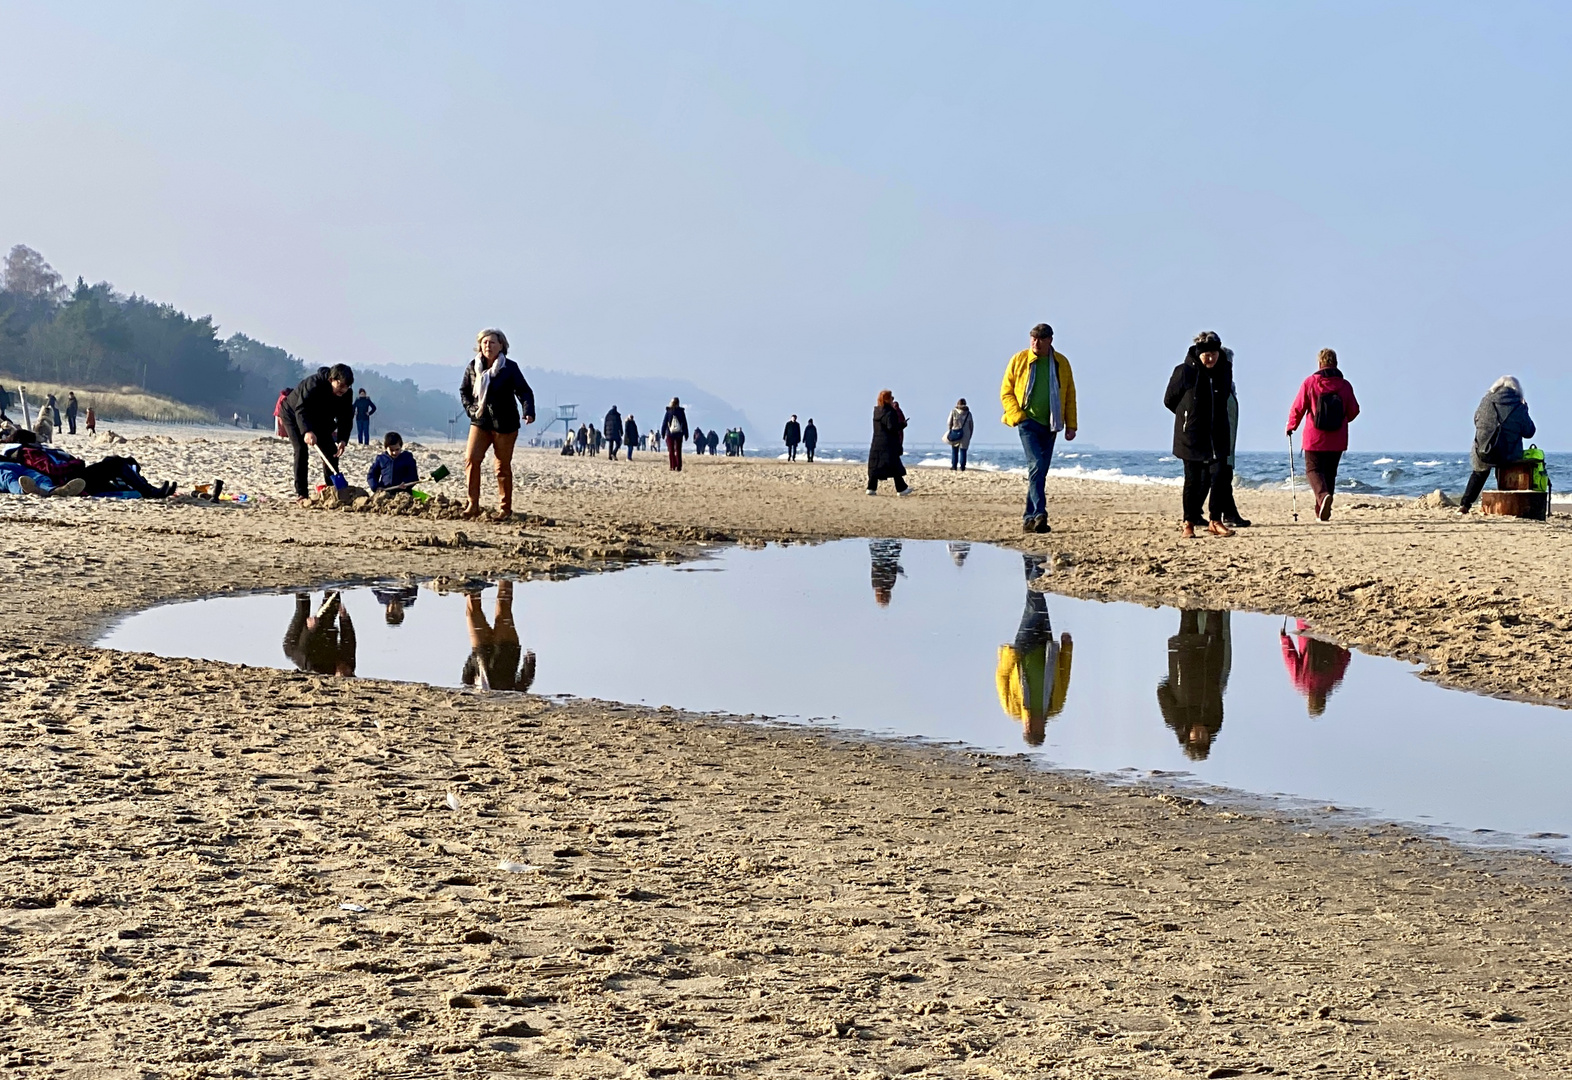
457, 328, 536, 519
1460, 375, 1535, 514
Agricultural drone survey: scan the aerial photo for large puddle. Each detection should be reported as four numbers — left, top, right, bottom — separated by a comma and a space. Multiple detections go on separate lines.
98, 540, 1572, 856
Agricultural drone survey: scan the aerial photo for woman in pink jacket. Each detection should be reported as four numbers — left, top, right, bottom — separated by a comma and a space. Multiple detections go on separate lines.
1286, 349, 1360, 521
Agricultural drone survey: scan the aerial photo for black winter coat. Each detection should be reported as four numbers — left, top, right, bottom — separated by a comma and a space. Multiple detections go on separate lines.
868, 404, 907, 479
286, 368, 355, 445
623, 417, 639, 446
459, 358, 535, 434
1471, 385, 1536, 471
604, 408, 622, 439
803, 422, 817, 448
1163, 352, 1234, 463
783, 420, 801, 445
661, 406, 688, 440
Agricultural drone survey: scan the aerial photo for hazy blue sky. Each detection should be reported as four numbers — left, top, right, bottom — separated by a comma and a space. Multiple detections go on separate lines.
2, 2, 1568, 448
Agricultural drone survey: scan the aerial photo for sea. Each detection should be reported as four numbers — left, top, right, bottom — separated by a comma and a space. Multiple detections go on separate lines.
760, 445, 1566, 500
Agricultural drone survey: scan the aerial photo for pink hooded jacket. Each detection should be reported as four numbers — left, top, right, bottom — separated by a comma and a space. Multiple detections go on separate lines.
1287, 368, 1360, 453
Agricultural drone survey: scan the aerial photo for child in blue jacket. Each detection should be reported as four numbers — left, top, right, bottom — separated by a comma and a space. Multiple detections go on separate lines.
367, 432, 419, 492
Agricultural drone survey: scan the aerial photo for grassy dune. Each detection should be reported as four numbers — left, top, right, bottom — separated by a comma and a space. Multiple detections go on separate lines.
0, 375, 215, 424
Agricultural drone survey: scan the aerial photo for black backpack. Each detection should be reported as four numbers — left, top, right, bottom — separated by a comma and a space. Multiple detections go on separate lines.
1312, 388, 1345, 431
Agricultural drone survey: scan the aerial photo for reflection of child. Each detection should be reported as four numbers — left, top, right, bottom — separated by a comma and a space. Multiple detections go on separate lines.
367, 431, 419, 492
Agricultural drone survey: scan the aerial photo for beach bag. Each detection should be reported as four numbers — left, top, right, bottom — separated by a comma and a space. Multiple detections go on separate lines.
946, 427, 964, 444
1312, 388, 1345, 431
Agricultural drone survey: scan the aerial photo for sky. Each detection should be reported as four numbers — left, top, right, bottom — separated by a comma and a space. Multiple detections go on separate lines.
2, 1, 1569, 449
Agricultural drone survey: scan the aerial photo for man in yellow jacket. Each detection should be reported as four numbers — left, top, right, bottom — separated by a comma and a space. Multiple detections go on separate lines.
1000, 322, 1078, 533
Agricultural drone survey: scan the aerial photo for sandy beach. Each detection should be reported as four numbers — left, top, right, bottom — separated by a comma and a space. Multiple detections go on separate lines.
5, 427, 1572, 1077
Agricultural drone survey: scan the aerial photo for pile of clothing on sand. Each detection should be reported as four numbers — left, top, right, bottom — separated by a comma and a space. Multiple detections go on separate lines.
0, 427, 175, 499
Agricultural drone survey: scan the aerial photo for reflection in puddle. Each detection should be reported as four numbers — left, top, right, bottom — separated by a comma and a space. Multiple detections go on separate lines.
98, 540, 1571, 856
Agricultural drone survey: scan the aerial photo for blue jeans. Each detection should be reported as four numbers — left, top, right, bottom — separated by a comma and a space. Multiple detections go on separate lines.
356, 417, 370, 444
1017, 419, 1056, 521
0, 462, 53, 494
951, 443, 967, 470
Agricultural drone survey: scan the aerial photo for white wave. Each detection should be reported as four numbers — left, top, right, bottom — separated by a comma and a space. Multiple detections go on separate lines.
1051, 464, 1182, 488
1372, 457, 1396, 465
1413, 459, 1442, 467
1157, 455, 1177, 463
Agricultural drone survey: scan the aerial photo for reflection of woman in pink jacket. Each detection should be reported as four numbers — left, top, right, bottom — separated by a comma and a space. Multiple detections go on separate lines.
1279, 619, 1351, 717
1286, 349, 1360, 521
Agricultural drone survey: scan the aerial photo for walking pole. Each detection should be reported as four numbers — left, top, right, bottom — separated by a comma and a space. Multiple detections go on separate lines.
1287, 430, 1299, 522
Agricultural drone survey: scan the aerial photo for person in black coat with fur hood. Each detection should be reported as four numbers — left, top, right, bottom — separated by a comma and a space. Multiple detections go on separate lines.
1164, 332, 1236, 538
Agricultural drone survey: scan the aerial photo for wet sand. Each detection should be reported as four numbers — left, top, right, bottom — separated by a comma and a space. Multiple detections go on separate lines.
5, 432, 1572, 1077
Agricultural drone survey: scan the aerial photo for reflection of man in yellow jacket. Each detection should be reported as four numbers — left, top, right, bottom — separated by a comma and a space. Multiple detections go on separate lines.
995, 555, 1073, 745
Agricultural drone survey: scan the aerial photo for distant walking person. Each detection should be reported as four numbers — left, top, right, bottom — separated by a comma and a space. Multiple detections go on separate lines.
1459, 376, 1537, 514
1286, 348, 1361, 521
783, 415, 802, 461
803, 418, 818, 462
274, 388, 290, 438
282, 364, 356, 505
574, 424, 588, 455
736, 428, 746, 456
604, 405, 623, 459
1000, 323, 1077, 533
662, 397, 689, 471
65, 393, 78, 435
46, 393, 60, 432
0, 381, 8, 422
459, 327, 536, 519
623, 414, 638, 459
1164, 335, 1235, 538
867, 390, 911, 496
84, 406, 96, 434
945, 398, 974, 470
353, 389, 377, 445
706, 429, 719, 456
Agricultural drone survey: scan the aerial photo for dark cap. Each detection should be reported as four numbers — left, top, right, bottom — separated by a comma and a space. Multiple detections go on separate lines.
1030, 323, 1054, 340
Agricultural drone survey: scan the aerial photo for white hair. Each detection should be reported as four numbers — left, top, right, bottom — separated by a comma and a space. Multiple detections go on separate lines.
1490, 375, 1525, 399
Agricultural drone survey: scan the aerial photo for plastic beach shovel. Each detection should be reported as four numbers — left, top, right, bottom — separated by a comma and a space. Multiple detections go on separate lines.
313, 442, 349, 490
429, 464, 450, 482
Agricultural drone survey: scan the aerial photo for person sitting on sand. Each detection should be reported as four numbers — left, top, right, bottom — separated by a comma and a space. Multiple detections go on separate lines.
367, 431, 419, 492
1459, 376, 1536, 515
995, 554, 1073, 745
1, 436, 172, 498
281, 364, 355, 506
1287, 348, 1361, 522
1156, 609, 1231, 759
458, 328, 536, 520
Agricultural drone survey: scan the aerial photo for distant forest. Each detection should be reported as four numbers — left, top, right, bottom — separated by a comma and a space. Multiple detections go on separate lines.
0, 245, 459, 433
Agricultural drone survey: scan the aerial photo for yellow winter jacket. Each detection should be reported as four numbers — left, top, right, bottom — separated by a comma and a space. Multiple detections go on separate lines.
995, 638, 1074, 723
1000, 349, 1077, 430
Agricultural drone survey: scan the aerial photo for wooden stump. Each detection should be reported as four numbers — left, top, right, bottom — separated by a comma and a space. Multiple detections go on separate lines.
1480, 490, 1547, 520
1496, 461, 1537, 491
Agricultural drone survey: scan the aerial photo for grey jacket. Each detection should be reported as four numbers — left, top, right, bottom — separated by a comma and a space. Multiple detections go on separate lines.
946, 406, 975, 450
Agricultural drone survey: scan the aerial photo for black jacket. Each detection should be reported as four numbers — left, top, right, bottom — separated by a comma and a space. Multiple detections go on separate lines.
868, 404, 907, 479
803, 422, 817, 448
286, 368, 355, 445
662, 406, 688, 440
1471, 384, 1536, 471
1163, 351, 1234, 463
604, 407, 622, 439
459, 358, 535, 434
623, 417, 639, 445
783, 420, 801, 445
